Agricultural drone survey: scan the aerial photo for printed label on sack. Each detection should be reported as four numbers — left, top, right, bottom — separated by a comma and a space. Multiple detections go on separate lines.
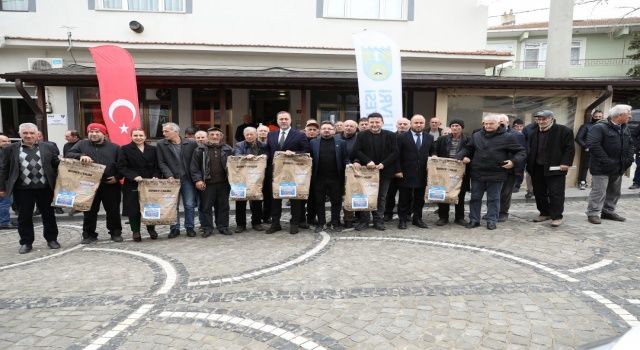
143, 204, 161, 219
230, 183, 247, 199
279, 182, 297, 197
351, 194, 369, 209
55, 191, 76, 207
427, 185, 446, 201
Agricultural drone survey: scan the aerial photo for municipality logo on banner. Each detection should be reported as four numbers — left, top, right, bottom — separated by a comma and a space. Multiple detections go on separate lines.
353, 30, 402, 131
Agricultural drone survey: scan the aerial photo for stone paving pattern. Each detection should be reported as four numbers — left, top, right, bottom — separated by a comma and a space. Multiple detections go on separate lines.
0, 197, 639, 349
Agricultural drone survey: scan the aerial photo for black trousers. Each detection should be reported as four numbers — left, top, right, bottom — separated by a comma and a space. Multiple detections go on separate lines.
531, 164, 566, 220
302, 187, 317, 224
499, 172, 516, 215
384, 178, 399, 216
262, 168, 272, 222
314, 178, 342, 225
14, 188, 58, 245
578, 150, 591, 183
235, 200, 262, 227
201, 182, 230, 231
438, 189, 467, 220
83, 183, 122, 238
398, 186, 426, 221
271, 198, 303, 225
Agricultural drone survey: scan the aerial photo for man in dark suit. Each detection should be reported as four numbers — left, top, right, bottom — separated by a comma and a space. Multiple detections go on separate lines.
352, 112, 399, 231
265, 111, 311, 234
0, 123, 60, 254
310, 121, 349, 233
396, 115, 434, 229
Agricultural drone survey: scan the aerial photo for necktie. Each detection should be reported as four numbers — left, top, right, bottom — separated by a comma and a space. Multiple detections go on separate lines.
416, 133, 422, 150
278, 131, 286, 148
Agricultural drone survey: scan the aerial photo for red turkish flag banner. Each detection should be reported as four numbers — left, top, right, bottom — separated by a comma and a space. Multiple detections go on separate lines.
89, 45, 141, 146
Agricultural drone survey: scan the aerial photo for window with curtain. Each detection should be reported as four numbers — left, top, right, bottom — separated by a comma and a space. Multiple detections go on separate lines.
522, 40, 585, 69
0, 0, 28, 11
323, 0, 408, 20
98, 0, 185, 12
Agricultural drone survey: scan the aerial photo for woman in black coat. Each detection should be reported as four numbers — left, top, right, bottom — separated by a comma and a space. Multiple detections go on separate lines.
116, 128, 160, 242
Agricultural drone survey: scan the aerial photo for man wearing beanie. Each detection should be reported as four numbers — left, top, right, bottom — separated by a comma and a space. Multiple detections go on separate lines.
68, 123, 123, 243
434, 119, 470, 226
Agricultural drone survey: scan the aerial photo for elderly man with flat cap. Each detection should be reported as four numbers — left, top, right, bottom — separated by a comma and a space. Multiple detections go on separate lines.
67, 123, 123, 243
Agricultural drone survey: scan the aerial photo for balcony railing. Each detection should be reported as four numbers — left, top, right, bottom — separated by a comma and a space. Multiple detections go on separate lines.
502, 58, 639, 70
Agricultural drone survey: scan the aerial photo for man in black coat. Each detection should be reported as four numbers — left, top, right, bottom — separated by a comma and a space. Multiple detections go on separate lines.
498, 114, 527, 223
67, 123, 123, 243
384, 117, 410, 222
630, 119, 640, 190
457, 114, 526, 230
434, 119, 470, 226
310, 121, 349, 233
264, 111, 311, 235
352, 112, 399, 231
575, 110, 604, 190
156, 122, 199, 238
586, 105, 634, 224
336, 119, 359, 229
526, 110, 575, 227
0, 123, 60, 254
395, 115, 433, 229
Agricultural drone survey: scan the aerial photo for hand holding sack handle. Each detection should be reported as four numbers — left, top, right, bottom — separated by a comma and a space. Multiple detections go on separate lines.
425, 157, 466, 204
138, 178, 181, 225
344, 164, 379, 211
272, 151, 312, 200
51, 158, 106, 211
227, 155, 267, 201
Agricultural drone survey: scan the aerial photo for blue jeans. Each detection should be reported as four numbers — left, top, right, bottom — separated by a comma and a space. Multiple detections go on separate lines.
0, 194, 12, 226
171, 176, 196, 231
469, 180, 503, 224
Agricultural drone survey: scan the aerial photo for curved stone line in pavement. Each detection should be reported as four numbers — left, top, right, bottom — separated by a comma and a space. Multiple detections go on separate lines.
0, 244, 83, 271
337, 236, 580, 283
158, 310, 330, 350
83, 303, 155, 350
568, 259, 614, 274
582, 291, 640, 327
188, 231, 331, 287
84, 247, 177, 295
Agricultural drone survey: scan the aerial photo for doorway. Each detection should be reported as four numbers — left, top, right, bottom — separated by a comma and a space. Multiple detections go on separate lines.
250, 90, 290, 126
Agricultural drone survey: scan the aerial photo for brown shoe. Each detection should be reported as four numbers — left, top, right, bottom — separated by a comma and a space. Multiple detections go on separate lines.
587, 216, 601, 224
601, 212, 626, 222
132, 232, 142, 242
550, 219, 563, 227
532, 215, 550, 222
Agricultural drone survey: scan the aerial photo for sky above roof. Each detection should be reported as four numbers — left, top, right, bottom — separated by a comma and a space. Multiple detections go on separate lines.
484, 0, 640, 26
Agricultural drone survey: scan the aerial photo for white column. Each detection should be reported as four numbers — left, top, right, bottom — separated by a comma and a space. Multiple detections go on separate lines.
545, 0, 574, 78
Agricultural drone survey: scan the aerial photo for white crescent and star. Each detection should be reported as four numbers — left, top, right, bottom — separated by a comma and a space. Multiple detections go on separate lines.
108, 98, 137, 134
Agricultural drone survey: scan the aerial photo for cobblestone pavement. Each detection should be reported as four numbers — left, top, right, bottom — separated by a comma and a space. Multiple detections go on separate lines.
1, 197, 639, 349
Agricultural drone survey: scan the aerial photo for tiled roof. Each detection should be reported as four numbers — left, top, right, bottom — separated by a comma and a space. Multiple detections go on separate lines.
489, 16, 640, 30
3, 36, 511, 56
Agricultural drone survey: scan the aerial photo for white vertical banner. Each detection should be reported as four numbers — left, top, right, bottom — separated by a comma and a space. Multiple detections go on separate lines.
353, 30, 403, 131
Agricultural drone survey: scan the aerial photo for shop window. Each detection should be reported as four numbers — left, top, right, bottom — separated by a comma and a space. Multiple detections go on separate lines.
192, 89, 233, 135
311, 91, 360, 122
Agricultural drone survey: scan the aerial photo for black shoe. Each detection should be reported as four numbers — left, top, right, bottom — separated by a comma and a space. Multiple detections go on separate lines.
148, 228, 158, 240
466, 221, 480, 229
132, 232, 142, 242
454, 218, 468, 226
498, 213, 508, 223
355, 222, 368, 231
265, 224, 282, 234
314, 225, 324, 233
343, 221, 354, 229
525, 191, 533, 199
235, 226, 246, 233
81, 237, 97, 244
202, 230, 213, 238
54, 207, 64, 214
298, 222, 310, 229
629, 183, 640, 190
398, 220, 407, 229
290, 225, 299, 234
168, 228, 180, 238
47, 240, 61, 249
111, 234, 124, 242
307, 219, 318, 226
19, 244, 32, 254
601, 212, 626, 222
373, 222, 386, 231
252, 224, 265, 231
263, 218, 272, 224
0, 223, 18, 230
435, 218, 448, 226
412, 220, 428, 229
481, 214, 487, 220
186, 229, 197, 237
383, 213, 393, 222
487, 222, 497, 230
219, 228, 232, 235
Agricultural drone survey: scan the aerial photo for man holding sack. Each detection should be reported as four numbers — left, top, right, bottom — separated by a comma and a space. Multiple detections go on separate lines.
0, 123, 60, 254
68, 123, 123, 243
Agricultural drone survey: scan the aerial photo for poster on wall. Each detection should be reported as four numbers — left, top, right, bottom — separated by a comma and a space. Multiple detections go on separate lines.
47, 114, 67, 126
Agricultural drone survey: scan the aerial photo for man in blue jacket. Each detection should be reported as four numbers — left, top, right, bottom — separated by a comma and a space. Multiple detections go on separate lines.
310, 121, 349, 233
232, 126, 267, 233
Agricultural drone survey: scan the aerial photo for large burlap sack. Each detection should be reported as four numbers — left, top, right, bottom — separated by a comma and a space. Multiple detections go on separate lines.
52, 158, 106, 211
425, 157, 466, 204
227, 155, 267, 201
272, 152, 312, 200
344, 165, 379, 211
138, 179, 181, 225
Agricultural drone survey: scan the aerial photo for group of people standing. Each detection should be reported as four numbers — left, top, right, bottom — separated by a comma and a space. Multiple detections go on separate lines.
0, 104, 635, 254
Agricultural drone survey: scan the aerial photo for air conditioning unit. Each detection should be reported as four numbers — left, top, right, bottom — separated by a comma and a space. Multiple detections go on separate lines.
27, 58, 63, 71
